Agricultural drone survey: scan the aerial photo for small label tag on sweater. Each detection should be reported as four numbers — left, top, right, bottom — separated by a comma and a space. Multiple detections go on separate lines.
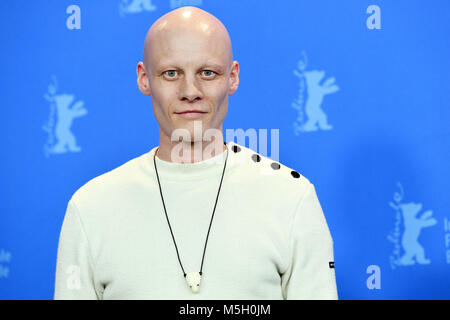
329, 261, 335, 269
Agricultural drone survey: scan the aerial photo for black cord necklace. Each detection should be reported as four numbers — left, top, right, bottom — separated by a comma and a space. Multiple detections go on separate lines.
153, 141, 229, 293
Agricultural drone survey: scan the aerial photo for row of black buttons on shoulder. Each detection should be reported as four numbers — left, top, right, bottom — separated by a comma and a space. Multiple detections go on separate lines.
230, 144, 301, 179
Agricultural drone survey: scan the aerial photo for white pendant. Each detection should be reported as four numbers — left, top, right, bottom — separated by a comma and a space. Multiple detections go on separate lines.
185, 272, 202, 293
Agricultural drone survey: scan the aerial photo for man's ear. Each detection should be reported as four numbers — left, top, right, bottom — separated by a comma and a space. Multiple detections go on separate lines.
228, 61, 239, 95
137, 62, 151, 96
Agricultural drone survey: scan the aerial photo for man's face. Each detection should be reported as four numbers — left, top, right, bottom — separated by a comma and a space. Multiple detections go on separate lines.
138, 27, 239, 142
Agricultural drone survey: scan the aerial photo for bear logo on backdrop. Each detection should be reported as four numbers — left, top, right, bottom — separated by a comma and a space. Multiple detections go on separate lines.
0, 249, 11, 279
118, 0, 204, 16
42, 75, 87, 157
292, 51, 340, 134
118, 0, 157, 17
387, 183, 437, 269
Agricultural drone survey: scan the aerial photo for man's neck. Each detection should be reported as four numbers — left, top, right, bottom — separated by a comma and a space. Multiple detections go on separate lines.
156, 135, 227, 164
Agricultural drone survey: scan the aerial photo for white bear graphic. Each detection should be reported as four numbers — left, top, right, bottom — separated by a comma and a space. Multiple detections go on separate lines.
49, 93, 87, 154
43, 76, 87, 156
119, 0, 156, 16
301, 70, 339, 131
398, 202, 437, 265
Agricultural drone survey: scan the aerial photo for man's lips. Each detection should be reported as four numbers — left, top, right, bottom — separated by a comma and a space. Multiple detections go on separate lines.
175, 110, 207, 114
174, 110, 208, 119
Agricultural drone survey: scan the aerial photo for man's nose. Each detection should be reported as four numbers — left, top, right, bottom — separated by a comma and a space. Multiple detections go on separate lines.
179, 74, 203, 102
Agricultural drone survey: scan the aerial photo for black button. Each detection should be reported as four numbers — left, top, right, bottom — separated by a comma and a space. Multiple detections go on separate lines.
291, 171, 300, 178
232, 145, 241, 153
251, 154, 261, 162
271, 162, 280, 170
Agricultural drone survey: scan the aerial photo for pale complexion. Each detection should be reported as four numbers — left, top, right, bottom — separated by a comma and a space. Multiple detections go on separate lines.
136, 7, 239, 163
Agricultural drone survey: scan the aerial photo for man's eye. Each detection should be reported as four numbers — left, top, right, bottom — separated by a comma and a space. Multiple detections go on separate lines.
164, 70, 178, 78
202, 70, 216, 78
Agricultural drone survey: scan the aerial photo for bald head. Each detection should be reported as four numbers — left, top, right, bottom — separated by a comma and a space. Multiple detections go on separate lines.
136, 6, 239, 159
143, 6, 233, 74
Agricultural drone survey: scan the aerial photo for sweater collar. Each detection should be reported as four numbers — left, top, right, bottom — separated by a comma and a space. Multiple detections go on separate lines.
145, 141, 237, 181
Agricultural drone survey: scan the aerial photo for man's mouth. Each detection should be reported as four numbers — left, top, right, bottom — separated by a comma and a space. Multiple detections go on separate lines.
175, 110, 207, 114
175, 110, 208, 119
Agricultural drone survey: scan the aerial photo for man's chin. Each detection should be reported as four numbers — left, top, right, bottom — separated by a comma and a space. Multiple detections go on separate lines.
169, 119, 223, 142
169, 128, 205, 143
170, 122, 204, 139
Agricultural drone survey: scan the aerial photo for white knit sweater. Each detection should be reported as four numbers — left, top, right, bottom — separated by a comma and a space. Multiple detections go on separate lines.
54, 141, 338, 299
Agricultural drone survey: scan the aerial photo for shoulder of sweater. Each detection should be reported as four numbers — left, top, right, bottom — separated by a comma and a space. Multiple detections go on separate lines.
229, 142, 313, 196
70, 151, 149, 205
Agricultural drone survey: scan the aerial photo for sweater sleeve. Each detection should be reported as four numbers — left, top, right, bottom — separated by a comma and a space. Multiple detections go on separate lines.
281, 183, 338, 300
54, 200, 101, 300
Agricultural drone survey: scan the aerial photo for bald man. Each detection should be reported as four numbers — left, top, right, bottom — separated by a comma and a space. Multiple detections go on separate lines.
54, 6, 338, 300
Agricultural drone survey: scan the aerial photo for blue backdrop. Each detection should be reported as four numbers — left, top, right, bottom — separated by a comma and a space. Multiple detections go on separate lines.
1, 0, 449, 299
